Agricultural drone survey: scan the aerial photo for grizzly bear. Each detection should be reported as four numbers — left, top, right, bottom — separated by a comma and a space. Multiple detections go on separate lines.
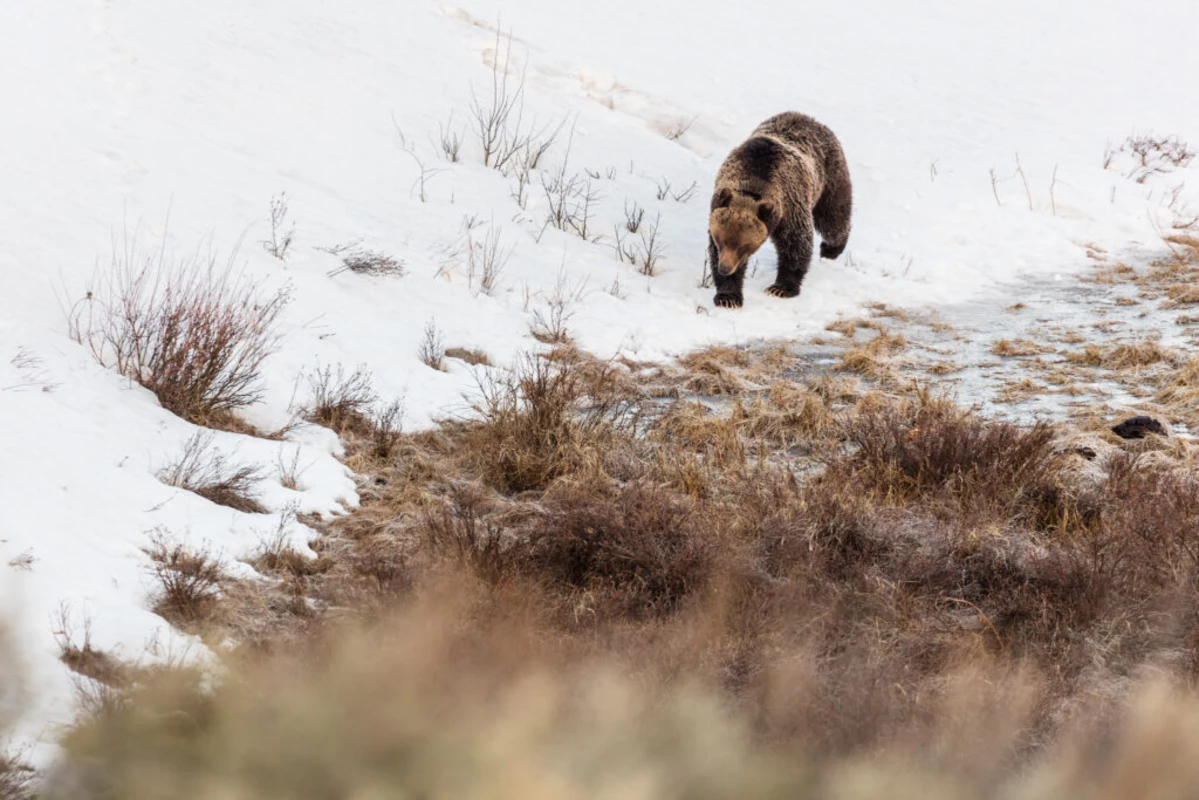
707, 112, 853, 308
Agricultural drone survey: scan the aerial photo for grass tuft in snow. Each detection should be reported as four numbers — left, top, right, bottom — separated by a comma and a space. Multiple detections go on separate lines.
304, 364, 377, 435
418, 320, 446, 372
158, 431, 267, 514
444, 347, 491, 367
327, 248, 406, 278
53, 606, 131, 690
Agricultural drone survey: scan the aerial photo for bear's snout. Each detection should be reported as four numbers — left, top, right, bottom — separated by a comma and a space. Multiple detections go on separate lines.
717, 253, 741, 275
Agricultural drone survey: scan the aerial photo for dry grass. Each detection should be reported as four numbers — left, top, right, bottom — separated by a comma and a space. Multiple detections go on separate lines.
1168, 283, 1199, 304
1106, 340, 1174, 368
1165, 233, 1199, 262
676, 345, 753, 395
991, 338, 1050, 357
836, 329, 907, 380
825, 317, 881, 338
1155, 357, 1199, 429
51, 331, 1199, 798
158, 431, 266, 513
996, 377, 1043, 403
1067, 339, 1174, 370
444, 346, 492, 366
67, 240, 289, 426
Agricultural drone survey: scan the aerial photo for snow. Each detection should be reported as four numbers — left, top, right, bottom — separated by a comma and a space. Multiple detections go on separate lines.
1, 0, 1197, 767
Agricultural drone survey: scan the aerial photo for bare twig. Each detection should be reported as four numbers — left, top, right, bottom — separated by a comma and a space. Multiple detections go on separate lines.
671, 181, 699, 203
394, 121, 445, 202
437, 111, 465, 162
1050, 164, 1059, 216
262, 193, 295, 260
1014, 153, 1033, 211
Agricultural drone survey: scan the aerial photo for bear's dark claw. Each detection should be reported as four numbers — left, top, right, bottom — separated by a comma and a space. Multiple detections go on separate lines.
714, 293, 744, 309
765, 284, 800, 298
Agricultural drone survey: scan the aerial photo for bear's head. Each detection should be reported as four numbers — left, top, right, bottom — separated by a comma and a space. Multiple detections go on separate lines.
708, 188, 777, 276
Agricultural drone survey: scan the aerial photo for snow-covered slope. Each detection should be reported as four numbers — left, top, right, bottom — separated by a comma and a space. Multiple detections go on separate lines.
2, 0, 1196, 765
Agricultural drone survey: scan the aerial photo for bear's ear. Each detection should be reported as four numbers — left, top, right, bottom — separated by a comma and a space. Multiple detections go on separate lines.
711, 187, 733, 210
756, 201, 779, 229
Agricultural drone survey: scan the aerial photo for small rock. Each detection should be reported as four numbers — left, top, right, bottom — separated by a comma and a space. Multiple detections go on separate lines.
1075, 446, 1098, 460
1111, 416, 1166, 440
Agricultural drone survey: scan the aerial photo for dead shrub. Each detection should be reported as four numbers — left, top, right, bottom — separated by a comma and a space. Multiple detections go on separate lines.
67, 241, 289, 425
158, 431, 266, 513
423, 483, 509, 586
756, 475, 886, 582
521, 481, 717, 619
0, 754, 34, 800
836, 395, 1060, 520
142, 533, 224, 629
905, 523, 1101, 657
1116, 134, 1195, 182
461, 354, 627, 493
529, 271, 586, 345
1098, 453, 1199, 594
369, 399, 406, 460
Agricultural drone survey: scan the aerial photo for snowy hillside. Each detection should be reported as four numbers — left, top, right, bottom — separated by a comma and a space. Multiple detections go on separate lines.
2, 0, 1197, 766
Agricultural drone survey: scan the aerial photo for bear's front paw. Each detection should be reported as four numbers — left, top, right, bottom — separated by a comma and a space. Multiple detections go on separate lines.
714, 293, 743, 309
765, 284, 800, 298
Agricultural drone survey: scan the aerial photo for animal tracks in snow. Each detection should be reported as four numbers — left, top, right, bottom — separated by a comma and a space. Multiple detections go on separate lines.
439, 3, 734, 159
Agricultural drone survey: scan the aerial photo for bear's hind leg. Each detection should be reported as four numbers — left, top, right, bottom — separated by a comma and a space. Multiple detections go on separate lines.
814, 177, 852, 260
766, 216, 813, 299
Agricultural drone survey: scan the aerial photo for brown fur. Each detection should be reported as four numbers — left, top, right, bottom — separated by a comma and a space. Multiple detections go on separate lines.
708, 112, 853, 308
